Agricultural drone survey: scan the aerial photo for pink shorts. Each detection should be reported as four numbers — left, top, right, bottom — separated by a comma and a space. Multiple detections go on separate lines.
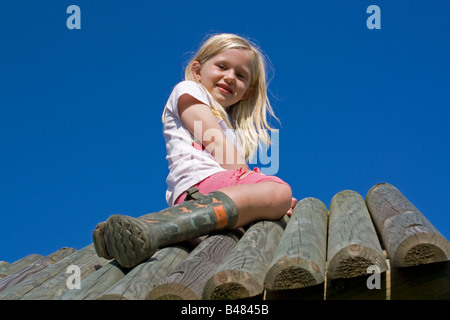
175, 167, 291, 205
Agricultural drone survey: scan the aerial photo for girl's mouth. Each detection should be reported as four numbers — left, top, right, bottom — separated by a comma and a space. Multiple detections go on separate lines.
216, 83, 233, 94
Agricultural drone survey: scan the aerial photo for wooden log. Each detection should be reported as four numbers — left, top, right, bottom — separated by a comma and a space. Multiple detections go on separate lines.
203, 217, 287, 300
148, 230, 243, 300
0, 254, 43, 278
61, 237, 201, 300
366, 183, 450, 267
58, 260, 128, 300
264, 198, 328, 292
327, 190, 388, 279
0, 244, 107, 300
0, 262, 9, 270
0, 247, 76, 293
97, 242, 196, 300
22, 248, 110, 300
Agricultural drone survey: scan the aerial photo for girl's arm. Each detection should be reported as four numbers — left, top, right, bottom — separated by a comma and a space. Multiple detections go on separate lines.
178, 93, 249, 171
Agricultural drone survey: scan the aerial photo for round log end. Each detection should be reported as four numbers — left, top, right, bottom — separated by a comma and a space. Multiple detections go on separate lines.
327, 245, 388, 279
147, 283, 199, 300
203, 270, 261, 300
393, 233, 450, 267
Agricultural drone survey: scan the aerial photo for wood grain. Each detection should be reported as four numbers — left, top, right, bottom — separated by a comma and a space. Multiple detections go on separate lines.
0, 244, 109, 300
0, 247, 76, 293
366, 183, 450, 267
327, 190, 387, 279
97, 242, 196, 300
265, 198, 328, 291
203, 218, 287, 300
148, 230, 242, 300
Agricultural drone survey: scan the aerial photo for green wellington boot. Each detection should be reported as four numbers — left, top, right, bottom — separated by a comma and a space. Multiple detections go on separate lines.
93, 189, 239, 268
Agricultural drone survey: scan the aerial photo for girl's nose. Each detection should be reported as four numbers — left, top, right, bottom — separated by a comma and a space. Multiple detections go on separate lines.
223, 70, 236, 83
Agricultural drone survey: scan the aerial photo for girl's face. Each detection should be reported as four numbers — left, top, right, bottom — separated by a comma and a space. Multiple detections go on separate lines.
192, 49, 254, 108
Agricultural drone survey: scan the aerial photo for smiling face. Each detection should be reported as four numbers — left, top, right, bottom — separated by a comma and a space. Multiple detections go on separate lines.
191, 48, 254, 108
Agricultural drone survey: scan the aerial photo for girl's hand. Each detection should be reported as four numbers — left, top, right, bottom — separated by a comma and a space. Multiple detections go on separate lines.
286, 197, 297, 217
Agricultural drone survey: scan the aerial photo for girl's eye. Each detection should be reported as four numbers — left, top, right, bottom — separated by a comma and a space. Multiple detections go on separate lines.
218, 64, 226, 70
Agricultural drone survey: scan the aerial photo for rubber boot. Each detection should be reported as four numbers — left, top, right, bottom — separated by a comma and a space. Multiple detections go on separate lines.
92, 190, 239, 268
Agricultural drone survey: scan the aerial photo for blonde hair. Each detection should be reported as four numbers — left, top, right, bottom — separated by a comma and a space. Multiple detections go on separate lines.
165, 33, 278, 162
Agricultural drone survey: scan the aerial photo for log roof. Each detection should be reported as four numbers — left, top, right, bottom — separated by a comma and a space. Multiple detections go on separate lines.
1, 183, 449, 300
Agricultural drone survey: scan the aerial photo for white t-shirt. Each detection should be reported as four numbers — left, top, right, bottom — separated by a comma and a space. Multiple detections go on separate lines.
162, 81, 241, 206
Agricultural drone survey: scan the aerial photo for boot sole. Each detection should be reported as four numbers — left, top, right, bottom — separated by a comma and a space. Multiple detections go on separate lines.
102, 215, 158, 268
92, 222, 114, 260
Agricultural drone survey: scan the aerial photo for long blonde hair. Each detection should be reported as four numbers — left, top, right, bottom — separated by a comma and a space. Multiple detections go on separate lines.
165, 33, 278, 162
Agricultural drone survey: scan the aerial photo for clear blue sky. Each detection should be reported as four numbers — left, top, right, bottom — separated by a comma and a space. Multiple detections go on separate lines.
1, 0, 449, 263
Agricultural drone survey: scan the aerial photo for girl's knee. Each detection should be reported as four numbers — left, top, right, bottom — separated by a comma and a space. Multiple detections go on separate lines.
268, 183, 292, 218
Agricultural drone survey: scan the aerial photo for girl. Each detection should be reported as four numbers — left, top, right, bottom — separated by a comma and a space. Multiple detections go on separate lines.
93, 33, 296, 268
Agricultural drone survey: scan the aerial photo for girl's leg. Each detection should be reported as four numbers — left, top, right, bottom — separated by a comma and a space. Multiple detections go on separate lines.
219, 181, 293, 228
175, 169, 295, 228
94, 170, 294, 267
